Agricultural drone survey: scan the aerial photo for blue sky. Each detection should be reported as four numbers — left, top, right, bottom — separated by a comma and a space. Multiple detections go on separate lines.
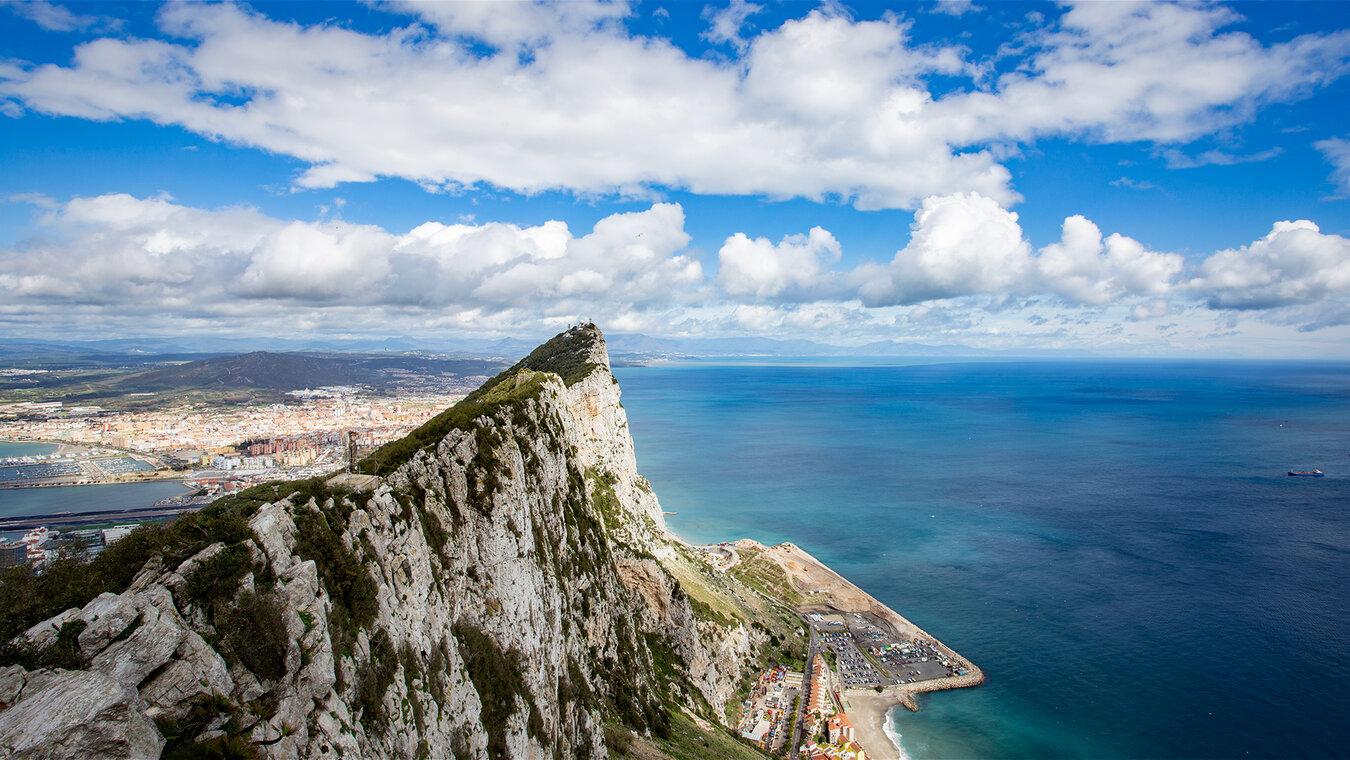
2, 0, 1350, 356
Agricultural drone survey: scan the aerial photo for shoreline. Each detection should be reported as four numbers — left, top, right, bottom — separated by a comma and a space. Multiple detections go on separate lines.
681, 536, 982, 760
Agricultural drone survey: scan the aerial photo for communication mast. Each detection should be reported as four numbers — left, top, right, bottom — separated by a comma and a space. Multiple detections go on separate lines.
346, 430, 359, 474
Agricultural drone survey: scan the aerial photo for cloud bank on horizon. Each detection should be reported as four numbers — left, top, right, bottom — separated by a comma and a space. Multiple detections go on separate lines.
2, 0, 1350, 356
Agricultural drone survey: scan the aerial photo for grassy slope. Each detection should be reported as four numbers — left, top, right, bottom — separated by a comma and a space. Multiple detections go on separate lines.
361, 325, 604, 476
622, 712, 773, 760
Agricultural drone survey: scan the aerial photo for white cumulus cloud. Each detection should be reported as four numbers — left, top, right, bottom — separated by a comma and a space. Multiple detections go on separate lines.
1192, 220, 1350, 310
1, 2, 1344, 208
857, 193, 1182, 310
1037, 215, 1183, 306
0, 194, 704, 333
858, 193, 1032, 306
717, 226, 842, 299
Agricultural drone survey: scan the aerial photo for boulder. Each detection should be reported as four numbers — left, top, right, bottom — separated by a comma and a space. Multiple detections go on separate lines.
140, 630, 233, 722
76, 594, 141, 658
0, 669, 163, 759
90, 589, 187, 688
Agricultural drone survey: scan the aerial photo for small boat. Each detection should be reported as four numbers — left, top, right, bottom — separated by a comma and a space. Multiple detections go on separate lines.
1288, 469, 1324, 477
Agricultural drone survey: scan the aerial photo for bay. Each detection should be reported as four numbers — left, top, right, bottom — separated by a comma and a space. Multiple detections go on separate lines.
0, 441, 191, 520
613, 359, 1350, 760
0, 441, 60, 459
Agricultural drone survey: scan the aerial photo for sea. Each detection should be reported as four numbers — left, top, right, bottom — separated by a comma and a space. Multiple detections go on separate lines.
612, 359, 1350, 760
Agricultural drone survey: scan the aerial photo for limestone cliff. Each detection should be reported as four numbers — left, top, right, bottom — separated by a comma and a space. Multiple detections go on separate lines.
0, 325, 798, 760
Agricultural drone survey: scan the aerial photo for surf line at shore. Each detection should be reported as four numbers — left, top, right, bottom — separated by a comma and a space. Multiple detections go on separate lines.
885, 710, 914, 760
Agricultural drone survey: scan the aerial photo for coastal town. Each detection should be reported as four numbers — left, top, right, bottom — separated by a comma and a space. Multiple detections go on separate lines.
0, 387, 467, 490
733, 612, 978, 760
0, 387, 472, 569
693, 541, 983, 760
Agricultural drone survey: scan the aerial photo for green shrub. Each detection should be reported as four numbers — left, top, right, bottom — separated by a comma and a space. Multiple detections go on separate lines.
604, 724, 633, 756
183, 545, 254, 616
355, 629, 397, 731
161, 736, 258, 760
0, 618, 88, 670
0, 496, 257, 661
291, 506, 377, 657
156, 693, 251, 760
217, 592, 289, 682
453, 622, 545, 759
587, 469, 622, 531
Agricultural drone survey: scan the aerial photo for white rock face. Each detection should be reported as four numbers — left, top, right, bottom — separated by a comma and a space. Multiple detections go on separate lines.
559, 332, 669, 547
0, 326, 768, 758
0, 669, 163, 760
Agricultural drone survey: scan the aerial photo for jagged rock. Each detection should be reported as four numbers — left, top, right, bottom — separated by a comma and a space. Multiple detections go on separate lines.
174, 542, 225, 581
251, 503, 299, 573
90, 588, 188, 689
0, 666, 24, 708
18, 608, 78, 650
0, 669, 164, 759
140, 631, 233, 722
76, 593, 140, 657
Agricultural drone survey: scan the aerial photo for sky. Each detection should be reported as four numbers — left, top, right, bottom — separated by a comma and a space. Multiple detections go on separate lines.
2, 0, 1350, 357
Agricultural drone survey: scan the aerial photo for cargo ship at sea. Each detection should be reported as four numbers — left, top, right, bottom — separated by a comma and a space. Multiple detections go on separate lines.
1288, 469, 1324, 477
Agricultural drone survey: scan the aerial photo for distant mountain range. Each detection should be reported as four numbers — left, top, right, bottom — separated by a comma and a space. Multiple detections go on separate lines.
123, 352, 389, 392
0, 336, 535, 361
604, 333, 1018, 357
0, 350, 510, 410
0, 332, 1093, 364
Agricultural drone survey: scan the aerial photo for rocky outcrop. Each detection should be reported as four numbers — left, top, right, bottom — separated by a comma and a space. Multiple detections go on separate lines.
557, 334, 668, 553
0, 573, 231, 758
0, 668, 163, 759
0, 325, 775, 759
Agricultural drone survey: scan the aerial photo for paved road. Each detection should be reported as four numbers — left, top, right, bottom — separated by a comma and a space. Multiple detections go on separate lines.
789, 621, 820, 760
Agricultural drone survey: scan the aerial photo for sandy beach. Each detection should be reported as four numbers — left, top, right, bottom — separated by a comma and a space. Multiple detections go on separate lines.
840, 690, 903, 760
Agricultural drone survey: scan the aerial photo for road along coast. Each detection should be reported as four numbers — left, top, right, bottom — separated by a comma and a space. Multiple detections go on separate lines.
734, 539, 984, 760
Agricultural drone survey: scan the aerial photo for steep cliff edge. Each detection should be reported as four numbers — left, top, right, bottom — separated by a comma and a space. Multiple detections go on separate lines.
0, 325, 799, 759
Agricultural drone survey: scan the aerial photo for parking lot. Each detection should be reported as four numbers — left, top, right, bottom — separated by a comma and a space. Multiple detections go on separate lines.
810, 610, 969, 689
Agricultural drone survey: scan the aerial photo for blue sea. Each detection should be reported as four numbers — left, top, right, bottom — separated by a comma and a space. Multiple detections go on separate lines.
613, 359, 1350, 760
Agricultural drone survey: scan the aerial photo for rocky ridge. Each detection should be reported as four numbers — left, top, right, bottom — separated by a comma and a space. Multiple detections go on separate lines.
0, 325, 798, 759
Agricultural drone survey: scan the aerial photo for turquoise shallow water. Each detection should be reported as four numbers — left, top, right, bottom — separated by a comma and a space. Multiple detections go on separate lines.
613, 359, 1350, 760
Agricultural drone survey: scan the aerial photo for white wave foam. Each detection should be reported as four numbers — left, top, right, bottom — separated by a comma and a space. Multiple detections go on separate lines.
884, 707, 915, 760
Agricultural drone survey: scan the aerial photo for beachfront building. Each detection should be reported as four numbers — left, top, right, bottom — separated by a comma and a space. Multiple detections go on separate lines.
827, 713, 856, 745
0, 541, 26, 568
808, 653, 835, 715
800, 738, 868, 760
